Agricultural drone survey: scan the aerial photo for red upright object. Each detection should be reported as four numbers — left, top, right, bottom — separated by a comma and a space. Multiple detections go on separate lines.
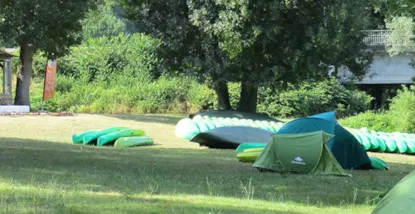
43, 58, 57, 101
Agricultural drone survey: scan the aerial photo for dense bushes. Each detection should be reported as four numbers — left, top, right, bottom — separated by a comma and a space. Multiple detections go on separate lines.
58, 33, 159, 82
389, 86, 415, 133
339, 111, 397, 132
257, 78, 373, 118
27, 33, 210, 114
26, 33, 373, 118
30, 77, 373, 117
30, 75, 212, 114
340, 85, 415, 133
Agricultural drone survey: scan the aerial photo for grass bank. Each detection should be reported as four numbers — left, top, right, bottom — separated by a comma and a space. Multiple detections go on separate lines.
0, 114, 414, 213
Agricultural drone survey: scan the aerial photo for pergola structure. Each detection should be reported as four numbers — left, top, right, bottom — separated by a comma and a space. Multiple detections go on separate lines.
0, 50, 13, 105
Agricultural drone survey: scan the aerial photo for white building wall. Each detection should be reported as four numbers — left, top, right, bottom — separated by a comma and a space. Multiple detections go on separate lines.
338, 54, 415, 84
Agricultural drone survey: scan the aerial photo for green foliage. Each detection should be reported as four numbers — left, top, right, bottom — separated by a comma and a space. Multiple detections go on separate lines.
0, 0, 97, 56
228, 83, 241, 109
389, 85, 415, 133
339, 111, 397, 132
10, 50, 50, 78
340, 85, 415, 133
385, 16, 415, 56
59, 33, 159, 82
121, 0, 375, 111
187, 83, 216, 112
81, 0, 138, 41
30, 75, 214, 114
257, 78, 373, 118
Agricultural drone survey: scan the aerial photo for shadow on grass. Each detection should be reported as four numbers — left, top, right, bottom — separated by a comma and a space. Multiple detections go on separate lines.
0, 137, 414, 209
102, 114, 185, 125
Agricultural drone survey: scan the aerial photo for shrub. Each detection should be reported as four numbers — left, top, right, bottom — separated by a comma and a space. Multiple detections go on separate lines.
58, 33, 159, 81
29, 75, 215, 114
339, 111, 397, 132
257, 78, 373, 118
187, 83, 216, 112
388, 85, 415, 133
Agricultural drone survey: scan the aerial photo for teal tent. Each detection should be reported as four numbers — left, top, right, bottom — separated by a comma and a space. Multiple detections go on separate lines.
276, 111, 371, 170
253, 131, 350, 176
372, 170, 415, 214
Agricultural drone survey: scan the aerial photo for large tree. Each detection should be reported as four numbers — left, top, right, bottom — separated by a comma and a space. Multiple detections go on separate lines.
0, 0, 97, 106
121, 0, 374, 112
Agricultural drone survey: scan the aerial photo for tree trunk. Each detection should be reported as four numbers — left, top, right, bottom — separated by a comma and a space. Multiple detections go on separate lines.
238, 80, 258, 113
14, 42, 34, 107
213, 81, 232, 110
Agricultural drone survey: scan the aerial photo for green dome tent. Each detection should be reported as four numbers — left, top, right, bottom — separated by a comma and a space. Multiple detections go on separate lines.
275, 111, 372, 170
253, 131, 350, 176
372, 170, 415, 214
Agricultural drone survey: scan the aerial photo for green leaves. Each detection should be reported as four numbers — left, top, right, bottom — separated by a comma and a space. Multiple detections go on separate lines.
385, 16, 415, 56
59, 33, 159, 83
0, 0, 97, 56
120, 0, 375, 111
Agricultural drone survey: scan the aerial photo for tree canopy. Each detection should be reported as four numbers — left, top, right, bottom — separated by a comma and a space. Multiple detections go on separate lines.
81, 0, 138, 41
121, 0, 375, 112
0, 0, 97, 106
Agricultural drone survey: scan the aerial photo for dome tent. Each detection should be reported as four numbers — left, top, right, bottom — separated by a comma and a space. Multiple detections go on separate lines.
275, 111, 372, 170
252, 131, 351, 176
372, 170, 415, 214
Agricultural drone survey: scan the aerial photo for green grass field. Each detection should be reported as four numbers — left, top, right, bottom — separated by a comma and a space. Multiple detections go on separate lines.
0, 114, 414, 214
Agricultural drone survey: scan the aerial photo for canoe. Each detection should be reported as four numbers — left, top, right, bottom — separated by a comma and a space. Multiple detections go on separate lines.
190, 126, 273, 149
368, 135, 379, 150
370, 156, 389, 170
114, 136, 154, 148
383, 137, 397, 153
174, 118, 200, 140
394, 138, 408, 154
236, 143, 266, 153
236, 148, 264, 163
404, 138, 415, 154
72, 130, 99, 144
359, 134, 372, 151
97, 129, 146, 146
373, 136, 387, 153
83, 127, 129, 145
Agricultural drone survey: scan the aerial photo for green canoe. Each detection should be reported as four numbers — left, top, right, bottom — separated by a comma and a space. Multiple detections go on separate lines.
358, 134, 372, 151
236, 143, 266, 153
174, 118, 200, 140
72, 130, 99, 144
370, 156, 389, 170
114, 136, 154, 148
83, 127, 129, 145
404, 138, 415, 154
394, 138, 408, 154
383, 138, 397, 153
373, 136, 387, 153
237, 148, 263, 163
97, 129, 146, 146
368, 135, 380, 150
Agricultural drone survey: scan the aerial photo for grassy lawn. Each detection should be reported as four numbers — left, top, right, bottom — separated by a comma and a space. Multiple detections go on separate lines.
0, 114, 414, 213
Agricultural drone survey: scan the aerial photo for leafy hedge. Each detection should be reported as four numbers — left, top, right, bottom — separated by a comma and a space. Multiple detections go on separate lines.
31, 75, 213, 114
340, 85, 415, 133
28, 33, 211, 114
257, 78, 373, 118
27, 33, 373, 118
339, 111, 397, 133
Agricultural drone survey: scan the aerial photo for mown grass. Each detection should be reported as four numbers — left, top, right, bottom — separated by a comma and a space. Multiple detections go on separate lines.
0, 114, 414, 213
